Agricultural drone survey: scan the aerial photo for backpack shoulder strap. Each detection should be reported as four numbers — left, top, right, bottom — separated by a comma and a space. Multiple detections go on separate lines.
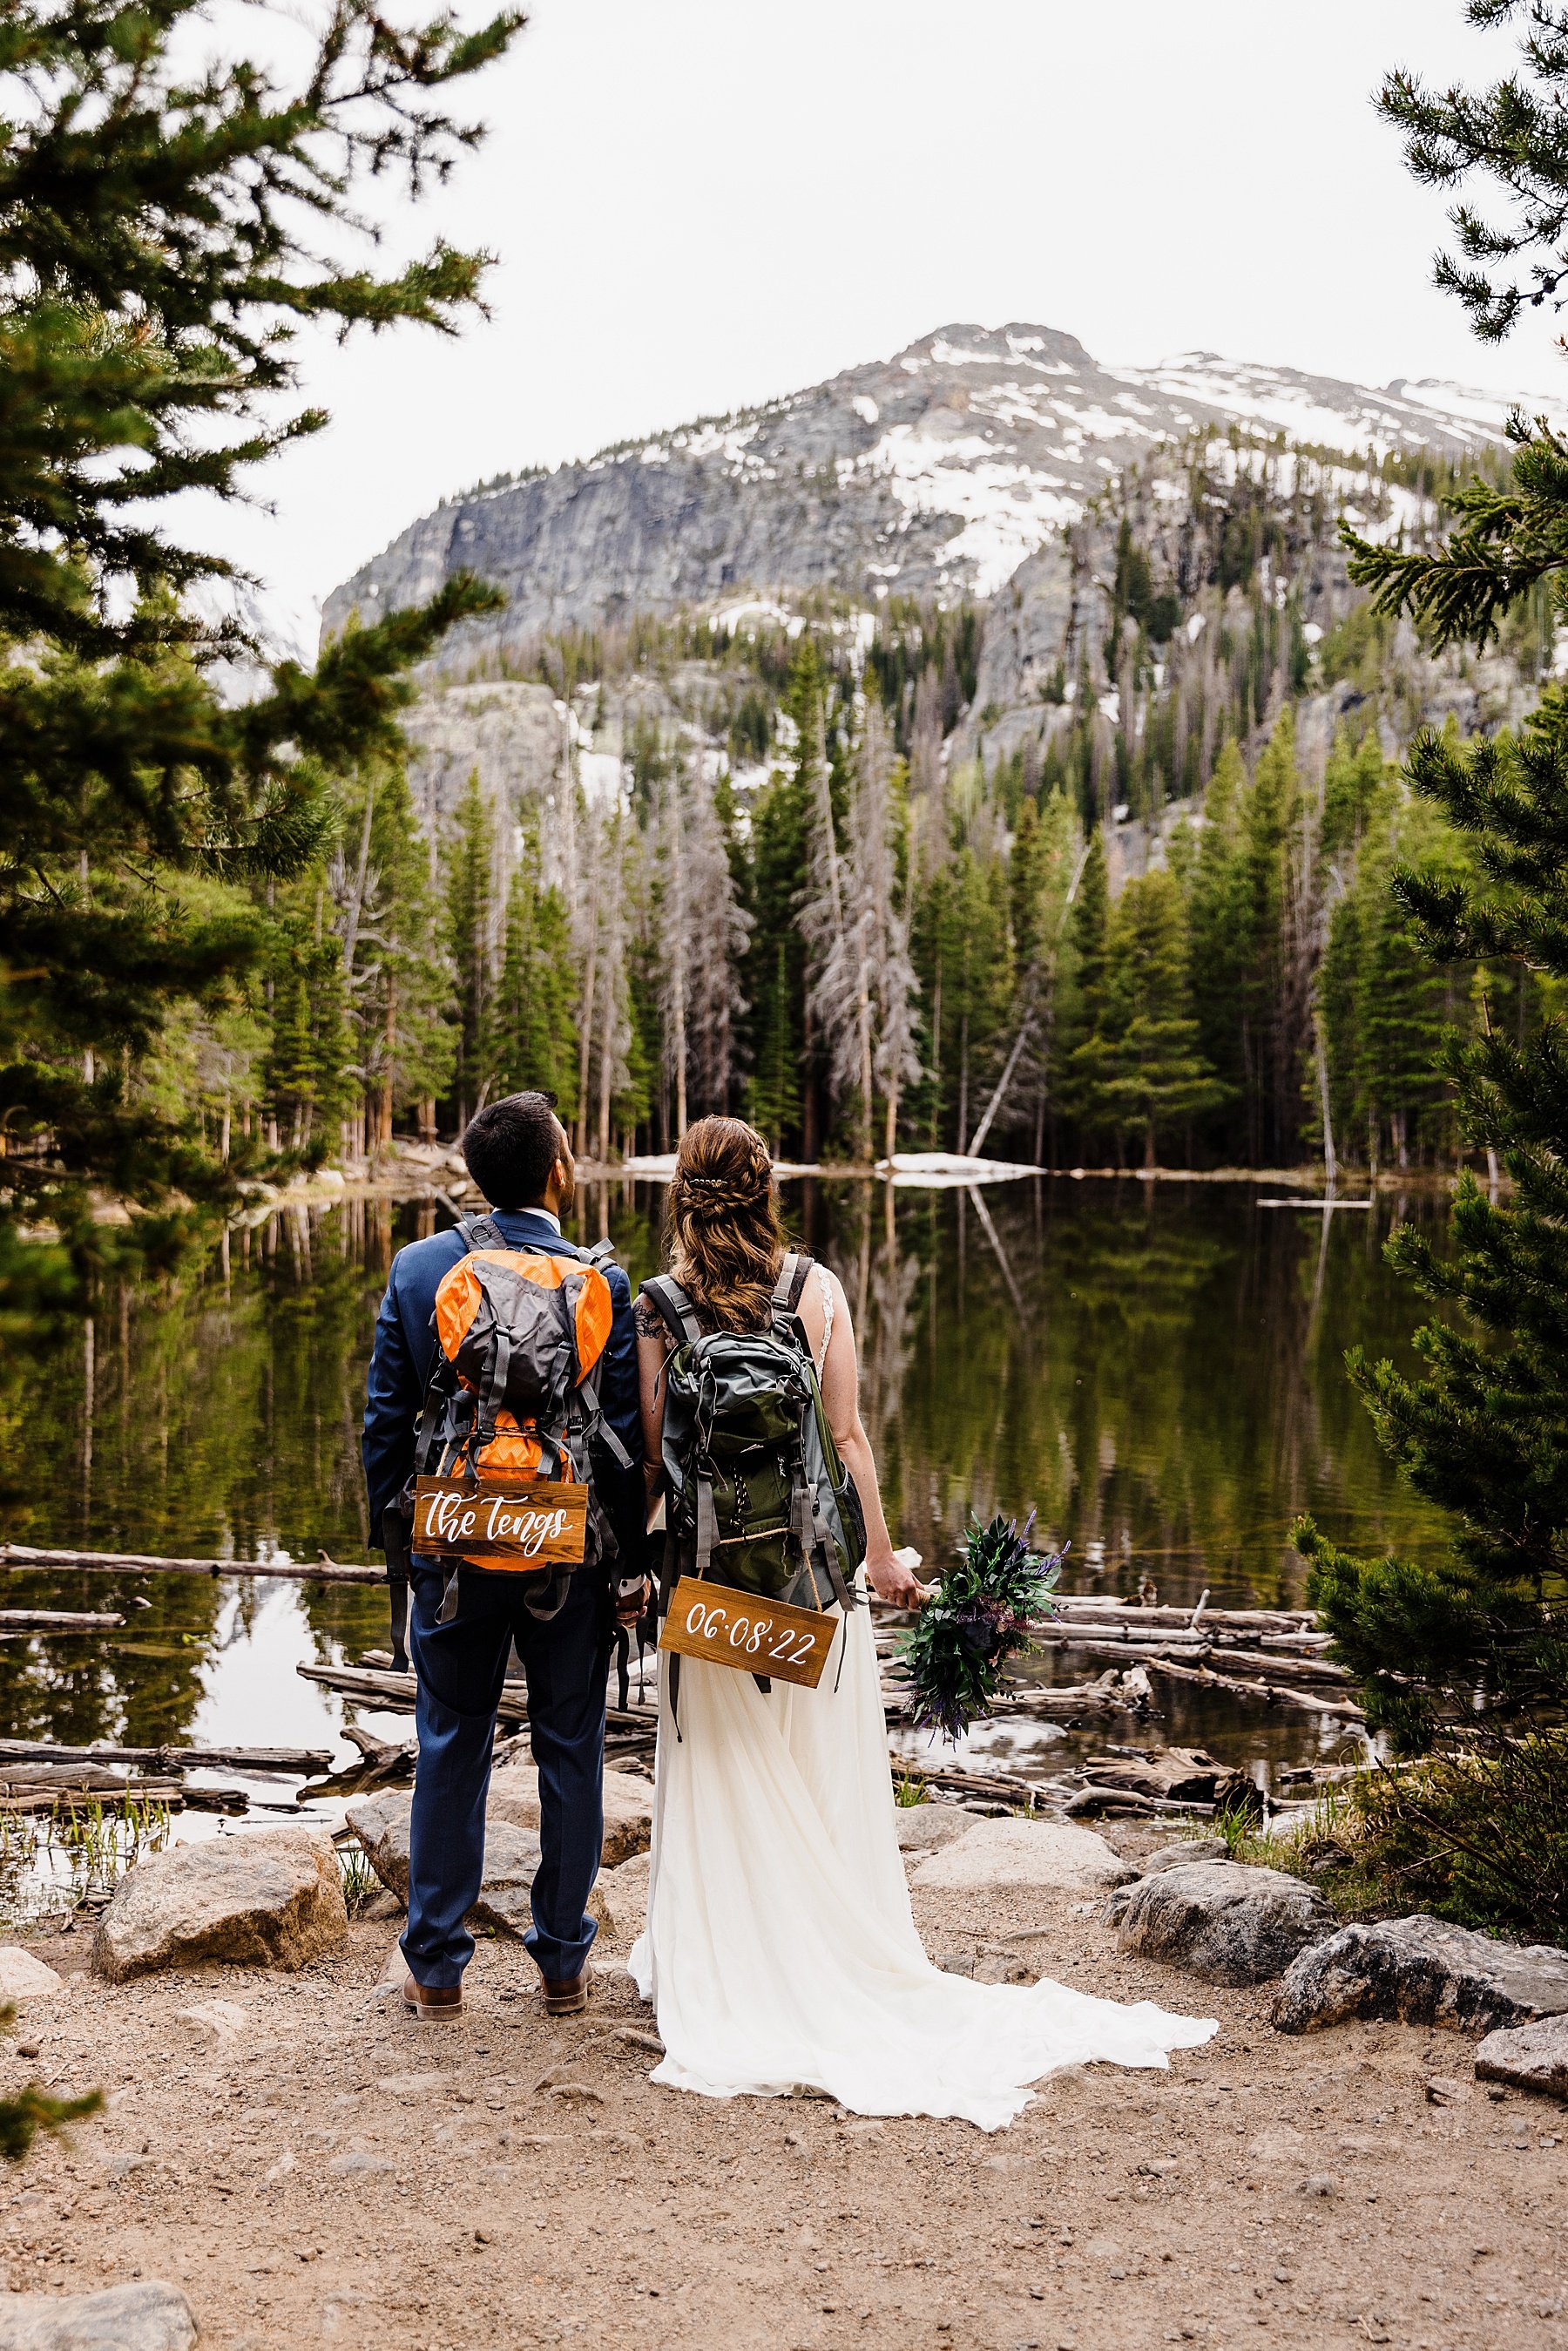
771, 1250, 813, 1325
458, 1213, 506, 1254
641, 1274, 702, 1348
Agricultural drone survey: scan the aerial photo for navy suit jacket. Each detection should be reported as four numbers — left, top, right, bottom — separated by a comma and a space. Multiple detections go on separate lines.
362, 1207, 645, 1575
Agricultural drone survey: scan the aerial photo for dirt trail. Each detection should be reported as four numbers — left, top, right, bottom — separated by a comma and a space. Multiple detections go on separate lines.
1, 1822, 1563, 2351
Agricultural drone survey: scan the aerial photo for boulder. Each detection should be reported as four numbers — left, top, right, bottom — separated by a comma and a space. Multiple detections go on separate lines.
1140, 1839, 1228, 1874
92, 1827, 347, 1983
346, 1792, 608, 1940
1272, 1914, 1568, 2037
910, 1819, 1134, 1895
894, 1807, 976, 1854
1475, 2013, 1568, 2099
1110, 1860, 1332, 1986
0, 2281, 196, 2350
486, 1765, 652, 1867
598, 1852, 651, 1942
0, 1951, 63, 2002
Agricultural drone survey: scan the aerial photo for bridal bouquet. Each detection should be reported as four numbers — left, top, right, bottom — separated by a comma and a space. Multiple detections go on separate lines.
896, 1510, 1064, 1742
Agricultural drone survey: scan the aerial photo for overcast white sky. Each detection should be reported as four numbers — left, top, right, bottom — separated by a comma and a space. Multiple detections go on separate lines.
222, 0, 1568, 635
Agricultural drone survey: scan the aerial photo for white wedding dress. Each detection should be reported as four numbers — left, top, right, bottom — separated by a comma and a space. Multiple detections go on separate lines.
628, 1581, 1217, 2132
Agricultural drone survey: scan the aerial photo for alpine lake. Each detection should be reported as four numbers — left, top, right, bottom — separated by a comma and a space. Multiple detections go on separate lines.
0, 1171, 1456, 1922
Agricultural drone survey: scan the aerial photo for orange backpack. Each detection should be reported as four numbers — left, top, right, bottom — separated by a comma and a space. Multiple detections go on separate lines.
412, 1216, 630, 1617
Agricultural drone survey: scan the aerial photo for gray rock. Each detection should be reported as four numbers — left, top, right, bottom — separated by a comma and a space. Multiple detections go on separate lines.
346, 1793, 607, 1940
1111, 1860, 1332, 1986
0, 2281, 196, 2349
911, 1819, 1134, 1896
0, 1951, 63, 2002
92, 1828, 347, 1983
1272, 1914, 1568, 2036
894, 1807, 975, 1854
328, 2151, 394, 2175
486, 1765, 652, 1867
1140, 1839, 1229, 1874
598, 1852, 650, 1944
1475, 2013, 1568, 2097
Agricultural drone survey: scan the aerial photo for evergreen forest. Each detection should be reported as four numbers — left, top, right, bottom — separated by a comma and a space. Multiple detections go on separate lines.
116, 525, 1561, 1193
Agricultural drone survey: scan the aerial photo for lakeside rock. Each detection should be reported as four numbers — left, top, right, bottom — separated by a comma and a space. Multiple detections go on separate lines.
1140, 1839, 1228, 1874
0, 2280, 196, 2349
1475, 2014, 1568, 2099
486, 1765, 652, 1867
347, 1792, 610, 1938
0, 1950, 64, 2002
1109, 1860, 1332, 1986
1273, 1914, 1568, 2036
910, 1819, 1133, 1895
93, 1828, 347, 1983
894, 1809, 976, 1854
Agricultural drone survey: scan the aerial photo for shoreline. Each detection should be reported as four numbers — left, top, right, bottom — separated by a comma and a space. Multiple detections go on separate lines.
2, 1814, 1555, 2350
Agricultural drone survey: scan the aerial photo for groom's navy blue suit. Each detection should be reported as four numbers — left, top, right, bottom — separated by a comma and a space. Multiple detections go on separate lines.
362, 1206, 643, 1989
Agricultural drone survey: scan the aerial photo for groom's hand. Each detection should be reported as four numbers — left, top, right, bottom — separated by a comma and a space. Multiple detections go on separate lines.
615, 1575, 652, 1627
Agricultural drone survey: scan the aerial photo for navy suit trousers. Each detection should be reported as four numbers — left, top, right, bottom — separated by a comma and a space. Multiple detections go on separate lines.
401, 1562, 611, 1989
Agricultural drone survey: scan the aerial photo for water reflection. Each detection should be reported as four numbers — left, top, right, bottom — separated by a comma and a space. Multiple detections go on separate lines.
0, 1176, 1453, 1760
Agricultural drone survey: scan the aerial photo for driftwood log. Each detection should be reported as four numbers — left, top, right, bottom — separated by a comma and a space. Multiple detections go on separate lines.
0, 1738, 334, 1775
0, 1544, 382, 1586
0, 1609, 125, 1632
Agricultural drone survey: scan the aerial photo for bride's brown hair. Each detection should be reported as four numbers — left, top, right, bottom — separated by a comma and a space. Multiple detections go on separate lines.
666, 1116, 786, 1331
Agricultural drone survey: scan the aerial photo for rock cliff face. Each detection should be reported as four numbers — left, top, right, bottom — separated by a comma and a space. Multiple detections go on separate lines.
323, 322, 1539, 658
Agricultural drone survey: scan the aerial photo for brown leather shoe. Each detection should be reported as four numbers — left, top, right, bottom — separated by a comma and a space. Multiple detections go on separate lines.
543, 1968, 588, 2016
403, 1978, 463, 2021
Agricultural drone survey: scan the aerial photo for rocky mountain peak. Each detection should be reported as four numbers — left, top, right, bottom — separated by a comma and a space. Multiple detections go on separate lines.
322, 322, 1563, 664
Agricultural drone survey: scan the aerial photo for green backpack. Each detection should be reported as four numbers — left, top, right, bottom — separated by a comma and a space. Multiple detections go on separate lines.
640, 1252, 867, 1632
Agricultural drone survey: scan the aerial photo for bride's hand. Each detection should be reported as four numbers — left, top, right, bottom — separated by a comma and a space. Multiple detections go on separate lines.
866, 1550, 930, 1608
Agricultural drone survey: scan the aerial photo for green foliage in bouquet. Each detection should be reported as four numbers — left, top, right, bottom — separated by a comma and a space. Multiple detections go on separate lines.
896, 1512, 1064, 1742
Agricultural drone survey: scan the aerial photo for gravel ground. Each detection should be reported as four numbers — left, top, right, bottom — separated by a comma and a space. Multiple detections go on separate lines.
0, 1821, 1564, 2351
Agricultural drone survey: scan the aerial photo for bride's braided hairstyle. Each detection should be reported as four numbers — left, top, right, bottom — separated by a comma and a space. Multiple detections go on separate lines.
666, 1116, 787, 1331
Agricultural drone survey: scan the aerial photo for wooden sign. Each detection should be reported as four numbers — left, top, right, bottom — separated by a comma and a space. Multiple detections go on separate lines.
412, 1477, 588, 1568
659, 1575, 839, 1690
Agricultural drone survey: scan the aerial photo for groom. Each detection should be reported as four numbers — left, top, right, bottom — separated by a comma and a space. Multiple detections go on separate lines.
362, 1092, 645, 2018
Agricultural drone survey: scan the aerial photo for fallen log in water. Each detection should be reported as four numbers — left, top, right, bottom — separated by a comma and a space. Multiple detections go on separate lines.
1046, 1596, 1316, 1636
0, 1738, 334, 1775
0, 1543, 382, 1586
0, 1609, 125, 1631
893, 1761, 1045, 1811
1138, 1651, 1366, 1722
0, 1777, 248, 1814
1017, 1629, 1353, 1686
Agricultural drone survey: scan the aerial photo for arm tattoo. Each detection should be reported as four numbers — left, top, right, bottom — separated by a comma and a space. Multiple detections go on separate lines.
633, 1299, 670, 1344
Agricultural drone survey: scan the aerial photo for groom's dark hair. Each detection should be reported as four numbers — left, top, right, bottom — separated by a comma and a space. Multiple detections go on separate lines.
462, 1092, 566, 1209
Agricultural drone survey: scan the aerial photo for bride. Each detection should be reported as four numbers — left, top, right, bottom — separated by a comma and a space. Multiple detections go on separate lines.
629, 1115, 1214, 2131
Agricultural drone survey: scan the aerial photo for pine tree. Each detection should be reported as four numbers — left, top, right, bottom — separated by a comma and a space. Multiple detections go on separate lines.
1296, 0, 1568, 1932
1098, 870, 1226, 1169
1186, 740, 1249, 1150
1057, 829, 1113, 1150
0, 0, 519, 1244
741, 643, 817, 1154
443, 773, 497, 1129
489, 831, 578, 1108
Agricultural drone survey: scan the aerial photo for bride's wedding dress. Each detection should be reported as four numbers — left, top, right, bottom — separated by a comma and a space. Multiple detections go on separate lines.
628, 1589, 1217, 2131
